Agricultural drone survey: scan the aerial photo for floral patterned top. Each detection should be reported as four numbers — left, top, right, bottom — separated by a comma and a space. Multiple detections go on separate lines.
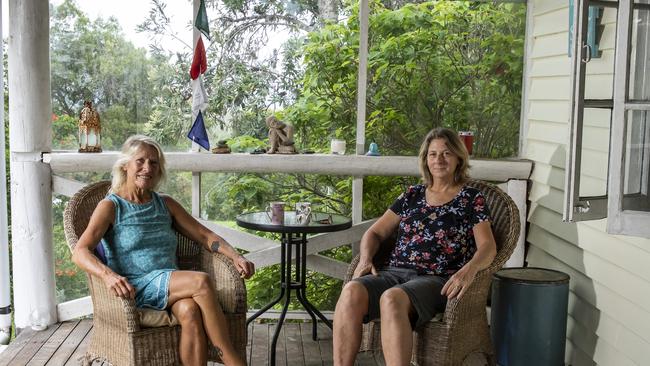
386, 184, 491, 276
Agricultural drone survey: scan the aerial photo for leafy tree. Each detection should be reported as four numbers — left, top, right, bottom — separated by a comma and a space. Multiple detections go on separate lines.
50, 0, 157, 150
286, 1, 525, 158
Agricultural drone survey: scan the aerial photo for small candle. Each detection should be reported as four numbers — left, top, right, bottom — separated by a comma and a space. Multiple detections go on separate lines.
331, 139, 346, 155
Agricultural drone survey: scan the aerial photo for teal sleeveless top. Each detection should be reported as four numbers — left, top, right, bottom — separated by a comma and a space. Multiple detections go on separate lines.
101, 191, 178, 310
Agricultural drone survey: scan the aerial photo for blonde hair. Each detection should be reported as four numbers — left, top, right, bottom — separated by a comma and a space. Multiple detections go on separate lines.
417, 127, 470, 187
111, 135, 167, 192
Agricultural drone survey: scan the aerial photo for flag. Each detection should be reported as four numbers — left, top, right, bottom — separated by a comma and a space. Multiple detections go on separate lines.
190, 37, 207, 80
195, 0, 210, 40
191, 77, 208, 118
188, 37, 209, 150
187, 110, 210, 150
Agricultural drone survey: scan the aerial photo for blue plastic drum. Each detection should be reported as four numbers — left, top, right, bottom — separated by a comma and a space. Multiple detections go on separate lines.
491, 267, 570, 366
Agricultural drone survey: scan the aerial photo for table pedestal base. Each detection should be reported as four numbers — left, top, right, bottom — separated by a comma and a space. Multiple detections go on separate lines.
246, 232, 332, 366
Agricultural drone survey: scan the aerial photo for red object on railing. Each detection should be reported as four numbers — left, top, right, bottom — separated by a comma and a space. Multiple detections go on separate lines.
459, 131, 474, 155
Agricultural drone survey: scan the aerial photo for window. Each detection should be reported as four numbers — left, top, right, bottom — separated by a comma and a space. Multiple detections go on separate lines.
565, 0, 650, 237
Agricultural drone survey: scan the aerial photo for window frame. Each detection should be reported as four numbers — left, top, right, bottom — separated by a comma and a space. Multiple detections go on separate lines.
566, 0, 650, 237
564, 0, 613, 222
608, 0, 650, 236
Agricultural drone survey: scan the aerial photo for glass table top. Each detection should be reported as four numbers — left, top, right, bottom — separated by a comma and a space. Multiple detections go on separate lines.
236, 211, 352, 234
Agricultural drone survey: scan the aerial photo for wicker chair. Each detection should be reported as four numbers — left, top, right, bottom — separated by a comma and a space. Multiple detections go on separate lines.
63, 181, 248, 366
344, 179, 520, 366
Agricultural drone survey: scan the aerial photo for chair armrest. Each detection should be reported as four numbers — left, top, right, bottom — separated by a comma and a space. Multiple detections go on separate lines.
88, 273, 141, 333
344, 254, 361, 284
441, 268, 492, 324
200, 249, 247, 314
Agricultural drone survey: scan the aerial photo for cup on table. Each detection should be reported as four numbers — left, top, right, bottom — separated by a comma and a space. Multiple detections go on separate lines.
458, 131, 474, 155
266, 202, 286, 225
330, 139, 346, 155
295, 202, 312, 225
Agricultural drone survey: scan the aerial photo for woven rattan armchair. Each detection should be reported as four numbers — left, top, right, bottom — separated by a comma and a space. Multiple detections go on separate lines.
344, 179, 520, 366
63, 181, 248, 366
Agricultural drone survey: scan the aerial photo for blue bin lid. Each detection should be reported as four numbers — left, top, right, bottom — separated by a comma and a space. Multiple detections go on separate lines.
494, 267, 569, 284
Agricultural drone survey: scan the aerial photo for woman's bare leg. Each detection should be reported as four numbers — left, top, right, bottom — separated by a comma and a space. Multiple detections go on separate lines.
379, 288, 413, 366
333, 281, 369, 366
168, 271, 245, 366
170, 298, 207, 366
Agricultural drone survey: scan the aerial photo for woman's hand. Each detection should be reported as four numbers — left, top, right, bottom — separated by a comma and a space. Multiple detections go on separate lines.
441, 263, 479, 300
233, 255, 255, 279
103, 272, 135, 299
353, 259, 378, 279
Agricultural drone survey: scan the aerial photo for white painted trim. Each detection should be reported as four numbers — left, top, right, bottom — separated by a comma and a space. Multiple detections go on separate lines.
504, 180, 528, 267
0, 0, 10, 333
356, 0, 369, 156
52, 176, 87, 197
305, 254, 349, 280
245, 220, 375, 268
57, 296, 93, 322
607, 0, 650, 238
8, 0, 56, 329
518, 0, 535, 157
198, 219, 278, 252
44, 152, 533, 181
352, 178, 363, 226
192, 172, 201, 217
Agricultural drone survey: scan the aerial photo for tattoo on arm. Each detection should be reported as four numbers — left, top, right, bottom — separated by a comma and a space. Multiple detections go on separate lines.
216, 346, 223, 358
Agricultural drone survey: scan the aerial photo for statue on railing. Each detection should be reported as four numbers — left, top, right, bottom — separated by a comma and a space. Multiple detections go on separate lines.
266, 115, 296, 154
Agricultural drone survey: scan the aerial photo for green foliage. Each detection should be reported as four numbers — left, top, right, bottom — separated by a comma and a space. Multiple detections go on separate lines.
288, 1, 525, 158
53, 196, 88, 302
50, 0, 159, 150
52, 114, 78, 150
226, 135, 267, 153
246, 245, 351, 311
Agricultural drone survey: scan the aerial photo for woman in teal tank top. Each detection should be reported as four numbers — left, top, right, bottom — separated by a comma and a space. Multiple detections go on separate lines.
72, 135, 255, 366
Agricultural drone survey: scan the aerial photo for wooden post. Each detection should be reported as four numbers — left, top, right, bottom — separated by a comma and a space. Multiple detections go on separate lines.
191, 0, 202, 217
0, 0, 12, 344
352, 0, 370, 255
8, 0, 57, 329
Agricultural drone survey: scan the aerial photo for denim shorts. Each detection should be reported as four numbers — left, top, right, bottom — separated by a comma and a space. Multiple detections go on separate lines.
129, 269, 175, 310
352, 266, 448, 329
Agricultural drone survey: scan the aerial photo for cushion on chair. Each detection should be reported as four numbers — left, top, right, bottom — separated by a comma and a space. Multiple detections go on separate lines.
138, 308, 179, 327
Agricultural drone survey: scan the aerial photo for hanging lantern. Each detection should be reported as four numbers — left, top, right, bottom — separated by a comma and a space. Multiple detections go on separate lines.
78, 101, 102, 153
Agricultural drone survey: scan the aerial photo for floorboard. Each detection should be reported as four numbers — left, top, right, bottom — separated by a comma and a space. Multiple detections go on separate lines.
64, 325, 93, 366
28, 320, 78, 365
0, 319, 491, 366
6, 324, 62, 365
48, 319, 92, 365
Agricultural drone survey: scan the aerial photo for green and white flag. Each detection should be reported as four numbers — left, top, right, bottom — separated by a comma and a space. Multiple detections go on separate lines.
195, 0, 210, 40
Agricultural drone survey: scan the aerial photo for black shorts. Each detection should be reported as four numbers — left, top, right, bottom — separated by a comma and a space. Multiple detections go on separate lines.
352, 266, 448, 329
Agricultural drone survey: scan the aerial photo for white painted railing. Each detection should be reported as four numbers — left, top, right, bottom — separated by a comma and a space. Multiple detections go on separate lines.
47, 152, 532, 321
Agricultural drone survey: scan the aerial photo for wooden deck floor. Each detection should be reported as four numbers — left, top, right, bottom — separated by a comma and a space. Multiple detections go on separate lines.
0, 319, 382, 366
0, 319, 488, 365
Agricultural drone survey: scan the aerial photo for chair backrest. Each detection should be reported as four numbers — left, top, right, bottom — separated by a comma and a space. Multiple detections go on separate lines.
465, 179, 520, 271
64, 181, 204, 270
63, 181, 112, 253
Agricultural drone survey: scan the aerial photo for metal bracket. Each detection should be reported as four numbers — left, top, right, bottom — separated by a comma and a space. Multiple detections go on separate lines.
574, 200, 591, 213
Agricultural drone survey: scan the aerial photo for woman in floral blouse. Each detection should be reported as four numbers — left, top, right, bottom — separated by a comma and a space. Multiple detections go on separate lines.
333, 128, 497, 366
